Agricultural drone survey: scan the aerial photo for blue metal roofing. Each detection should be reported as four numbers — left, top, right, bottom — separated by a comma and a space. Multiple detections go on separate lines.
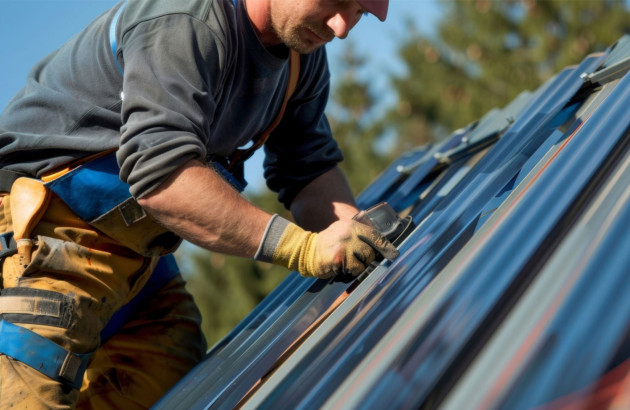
155, 35, 630, 409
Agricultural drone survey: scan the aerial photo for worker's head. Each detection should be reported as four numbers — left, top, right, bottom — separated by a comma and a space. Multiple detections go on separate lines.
267, 0, 389, 54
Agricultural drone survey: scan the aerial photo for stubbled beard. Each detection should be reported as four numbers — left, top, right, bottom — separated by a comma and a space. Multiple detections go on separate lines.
273, 22, 334, 54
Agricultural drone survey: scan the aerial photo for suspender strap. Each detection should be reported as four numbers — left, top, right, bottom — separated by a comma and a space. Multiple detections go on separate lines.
0, 319, 91, 389
109, 0, 128, 75
226, 50, 301, 171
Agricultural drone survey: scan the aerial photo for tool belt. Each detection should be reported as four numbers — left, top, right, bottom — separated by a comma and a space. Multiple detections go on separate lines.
0, 163, 183, 388
45, 152, 181, 256
0, 151, 181, 258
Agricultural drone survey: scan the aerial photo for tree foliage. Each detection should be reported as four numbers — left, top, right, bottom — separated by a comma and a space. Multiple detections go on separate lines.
328, 43, 397, 195
179, 0, 630, 346
389, 0, 630, 146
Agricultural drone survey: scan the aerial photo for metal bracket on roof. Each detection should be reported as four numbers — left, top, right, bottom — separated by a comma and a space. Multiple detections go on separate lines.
396, 124, 478, 176
581, 55, 630, 86
395, 127, 505, 176
395, 148, 436, 175
396, 102, 522, 177
436, 125, 509, 167
431, 119, 513, 170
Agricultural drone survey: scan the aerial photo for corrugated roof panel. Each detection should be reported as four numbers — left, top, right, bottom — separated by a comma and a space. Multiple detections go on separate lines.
154, 36, 630, 410
442, 137, 630, 409
331, 72, 630, 410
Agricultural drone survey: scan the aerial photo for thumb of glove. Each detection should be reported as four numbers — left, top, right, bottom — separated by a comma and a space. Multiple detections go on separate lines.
353, 222, 399, 261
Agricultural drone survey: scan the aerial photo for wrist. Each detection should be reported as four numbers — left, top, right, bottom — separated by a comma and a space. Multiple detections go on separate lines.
254, 214, 291, 263
254, 215, 317, 277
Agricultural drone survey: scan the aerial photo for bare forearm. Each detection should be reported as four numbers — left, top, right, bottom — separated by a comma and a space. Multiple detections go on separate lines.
137, 159, 271, 258
290, 166, 359, 232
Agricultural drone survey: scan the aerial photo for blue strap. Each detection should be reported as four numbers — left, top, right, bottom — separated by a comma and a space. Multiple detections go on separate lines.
0, 319, 91, 389
46, 151, 246, 222
100, 254, 180, 343
110, 0, 128, 75
45, 153, 131, 222
209, 161, 246, 192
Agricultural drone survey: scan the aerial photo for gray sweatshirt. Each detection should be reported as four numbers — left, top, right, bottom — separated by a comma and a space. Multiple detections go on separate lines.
0, 0, 342, 208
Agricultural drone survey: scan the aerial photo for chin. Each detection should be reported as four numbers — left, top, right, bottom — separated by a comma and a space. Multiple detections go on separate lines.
291, 39, 324, 54
280, 30, 325, 54
293, 45, 321, 54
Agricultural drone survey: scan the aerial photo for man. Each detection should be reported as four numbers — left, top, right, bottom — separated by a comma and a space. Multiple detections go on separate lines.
0, 0, 395, 408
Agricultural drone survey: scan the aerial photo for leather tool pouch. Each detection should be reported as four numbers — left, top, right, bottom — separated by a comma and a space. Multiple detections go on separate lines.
44, 153, 181, 257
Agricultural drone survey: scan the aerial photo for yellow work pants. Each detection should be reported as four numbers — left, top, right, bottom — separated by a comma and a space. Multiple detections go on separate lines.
0, 192, 206, 409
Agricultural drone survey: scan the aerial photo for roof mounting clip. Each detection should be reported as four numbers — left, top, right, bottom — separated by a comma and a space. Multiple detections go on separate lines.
581, 55, 630, 86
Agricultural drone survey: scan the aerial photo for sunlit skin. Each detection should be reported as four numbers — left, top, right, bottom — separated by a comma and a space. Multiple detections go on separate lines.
246, 0, 366, 53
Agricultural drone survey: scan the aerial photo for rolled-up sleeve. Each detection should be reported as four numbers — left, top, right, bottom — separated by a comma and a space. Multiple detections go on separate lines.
117, 14, 225, 198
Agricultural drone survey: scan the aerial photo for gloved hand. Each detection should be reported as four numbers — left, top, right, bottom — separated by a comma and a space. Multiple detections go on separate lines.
255, 215, 399, 279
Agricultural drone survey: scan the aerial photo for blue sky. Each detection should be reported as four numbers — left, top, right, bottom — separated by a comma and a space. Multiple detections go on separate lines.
0, 0, 440, 192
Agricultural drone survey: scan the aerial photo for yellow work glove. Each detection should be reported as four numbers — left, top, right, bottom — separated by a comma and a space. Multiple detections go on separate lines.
254, 215, 399, 279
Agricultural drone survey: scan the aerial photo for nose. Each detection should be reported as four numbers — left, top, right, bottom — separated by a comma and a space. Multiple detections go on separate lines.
326, 12, 359, 39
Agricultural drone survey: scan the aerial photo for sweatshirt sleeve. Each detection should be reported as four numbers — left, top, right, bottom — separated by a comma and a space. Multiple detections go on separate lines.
116, 14, 227, 198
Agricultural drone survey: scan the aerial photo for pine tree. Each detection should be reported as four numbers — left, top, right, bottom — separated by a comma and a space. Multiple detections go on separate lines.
329, 42, 397, 195
389, 0, 630, 147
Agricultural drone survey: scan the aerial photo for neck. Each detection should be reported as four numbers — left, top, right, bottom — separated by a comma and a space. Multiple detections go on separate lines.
243, 0, 281, 47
